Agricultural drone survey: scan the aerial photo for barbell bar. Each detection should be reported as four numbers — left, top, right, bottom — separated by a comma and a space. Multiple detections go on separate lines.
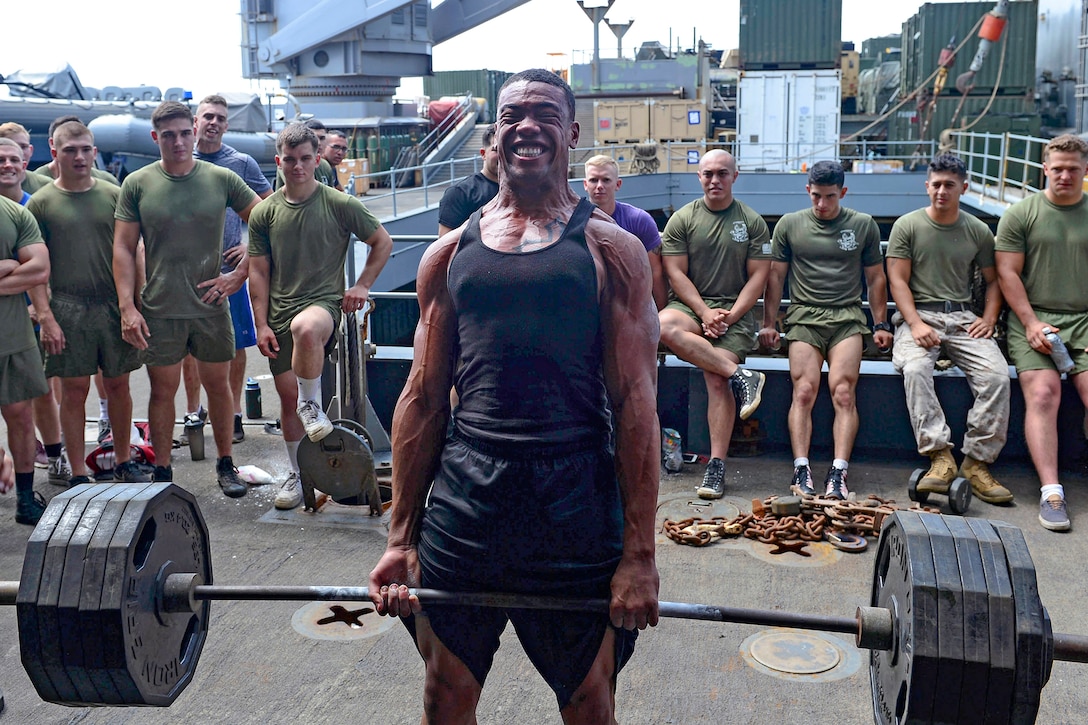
4, 481, 1088, 723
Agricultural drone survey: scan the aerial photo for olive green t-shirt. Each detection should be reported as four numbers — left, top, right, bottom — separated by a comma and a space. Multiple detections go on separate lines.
21, 172, 49, 195
34, 164, 119, 186
115, 160, 257, 319
661, 197, 771, 302
0, 196, 44, 356
26, 180, 120, 300
994, 193, 1088, 312
886, 208, 994, 303
771, 207, 882, 307
248, 184, 381, 334
273, 158, 338, 191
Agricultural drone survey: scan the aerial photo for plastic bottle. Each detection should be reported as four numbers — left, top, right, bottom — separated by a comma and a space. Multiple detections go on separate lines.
1042, 327, 1075, 374
245, 378, 263, 419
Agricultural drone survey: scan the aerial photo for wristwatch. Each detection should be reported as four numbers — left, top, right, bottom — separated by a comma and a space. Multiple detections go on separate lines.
872, 321, 893, 333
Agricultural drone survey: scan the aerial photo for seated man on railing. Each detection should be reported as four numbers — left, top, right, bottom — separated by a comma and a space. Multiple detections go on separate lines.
886, 153, 1013, 507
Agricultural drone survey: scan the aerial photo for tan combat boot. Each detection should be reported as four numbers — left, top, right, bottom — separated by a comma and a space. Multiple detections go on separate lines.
959, 456, 1014, 504
917, 447, 957, 494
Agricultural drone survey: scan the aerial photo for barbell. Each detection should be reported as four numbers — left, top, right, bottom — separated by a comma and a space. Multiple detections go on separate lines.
2, 482, 1087, 723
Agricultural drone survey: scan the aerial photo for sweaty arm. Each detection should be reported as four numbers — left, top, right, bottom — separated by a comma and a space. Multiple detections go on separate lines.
648, 250, 667, 311
368, 237, 460, 618
758, 260, 787, 348
996, 250, 1051, 353
247, 254, 277, 359
0, 244, 48, 296
864, 262, 893, 350
113, 219, 149, 350
343, 225, 394, 313
886, 257, 937, 348
595, 221, 661, 631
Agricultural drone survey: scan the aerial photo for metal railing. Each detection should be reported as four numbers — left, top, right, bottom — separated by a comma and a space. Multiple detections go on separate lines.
949, 130, 1047, 210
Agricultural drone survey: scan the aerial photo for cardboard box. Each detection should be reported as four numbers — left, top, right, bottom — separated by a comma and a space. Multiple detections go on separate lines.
338, 158, 370, 195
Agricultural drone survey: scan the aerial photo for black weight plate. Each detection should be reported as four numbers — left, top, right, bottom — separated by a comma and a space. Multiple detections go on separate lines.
17, 486, 85, 703
57, 484, 136, 705
907, 469, 928, 504
80, 483, 154, 704
55, 483, 129, 701
918, 513, 965, 725
36, 485, 101, 704
101, 483, 212, 706
870, 511, 941, 725
943, 515, 992, 725
991, 521, 1046, 724
965, 518, 1015, 724
948, 477, 971, 515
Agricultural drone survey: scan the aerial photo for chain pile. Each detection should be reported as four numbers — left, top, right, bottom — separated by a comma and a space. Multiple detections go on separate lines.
663, 492, 938, 554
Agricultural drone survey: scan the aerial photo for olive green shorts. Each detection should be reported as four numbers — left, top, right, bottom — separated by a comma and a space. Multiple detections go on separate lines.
142, 312, 235, 367
267, 306, 341, 377
1006, 309, 1088, 374
664, 299, 754, 362
783, 303, 869, 357
45, 295, 141, 379
0, 345, 49, 406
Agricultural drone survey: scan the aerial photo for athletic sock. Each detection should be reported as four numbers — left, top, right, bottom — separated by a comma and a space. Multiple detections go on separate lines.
1040, 483, 1065, 501
832, 458, 849, 471
285, 439, 301, 474
793, 457, 809, 469
297, 376, 321, 403
44, 442, 63, 459
15, 471, 34, 497
99, 398, 109, 420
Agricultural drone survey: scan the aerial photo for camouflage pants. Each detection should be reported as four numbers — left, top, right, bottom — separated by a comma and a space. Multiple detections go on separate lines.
891, 309, 1010, 463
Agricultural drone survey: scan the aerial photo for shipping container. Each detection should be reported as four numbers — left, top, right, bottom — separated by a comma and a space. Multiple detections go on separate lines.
423, 69, 513, 124
736, 69, 841, 172
594, 99, 652, 142
738, 0, 842, 69
887, 93, 1034, 144
900, 1, 1037, 97
650, 99, 707, 141
861, 35, 902, 60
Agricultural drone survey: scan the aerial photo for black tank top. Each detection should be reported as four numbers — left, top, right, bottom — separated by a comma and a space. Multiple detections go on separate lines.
447, 198, 610, 448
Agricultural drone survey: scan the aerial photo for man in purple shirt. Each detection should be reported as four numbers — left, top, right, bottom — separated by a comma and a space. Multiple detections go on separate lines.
584, 155, 666, 309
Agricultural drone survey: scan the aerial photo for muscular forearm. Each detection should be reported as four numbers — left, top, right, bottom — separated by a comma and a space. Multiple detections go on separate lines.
247, 265, 271, 329
353, 229, 393, 292
0, 259, 48, 296
26, 284, 52, 321
998, 270, 1038, 328
668, 273, 710, 317
387, 397, 449, 547
612, 390, 660, 560
982, 279, 1003, 325
761, 266, 784, 329
114, 248, 139, 311
866, 277, 889, 324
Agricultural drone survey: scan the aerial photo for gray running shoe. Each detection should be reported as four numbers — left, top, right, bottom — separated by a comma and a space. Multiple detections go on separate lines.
1039, 496, 1071, 531
275, 471, 303, 510
47, 452, 71, 483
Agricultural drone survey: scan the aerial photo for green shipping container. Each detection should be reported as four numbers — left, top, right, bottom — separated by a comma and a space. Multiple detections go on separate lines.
738, 0, 842, 69
423, 69, 513, 124
900, 1, 1037, 96
887, 93, 1034, 145
861, 35, 902, 60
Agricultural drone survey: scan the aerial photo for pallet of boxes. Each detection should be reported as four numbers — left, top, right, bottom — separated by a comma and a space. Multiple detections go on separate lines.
337, 157, 370, 196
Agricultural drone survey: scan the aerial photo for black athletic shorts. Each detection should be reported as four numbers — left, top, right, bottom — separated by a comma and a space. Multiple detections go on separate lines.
408, 431, 637, 709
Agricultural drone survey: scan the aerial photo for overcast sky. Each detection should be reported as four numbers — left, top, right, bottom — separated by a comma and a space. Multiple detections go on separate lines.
0, 0, 969, 99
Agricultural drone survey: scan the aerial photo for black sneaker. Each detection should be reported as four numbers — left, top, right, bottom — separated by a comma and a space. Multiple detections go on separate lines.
115, 460, 152, 483
232, 414, 245, 444
697, 457, 726, 499
216, 457, 247, 498
791, 465, 815, 496
824, 466, 849, 501
153, 465, 173, 482
730, 367, 766, 420
15, 490, 47, 526
67, 474, 94, 488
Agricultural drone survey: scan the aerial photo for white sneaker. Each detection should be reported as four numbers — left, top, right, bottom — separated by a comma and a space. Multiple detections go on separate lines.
296, 400, 334, 442
274, 471, 303, 510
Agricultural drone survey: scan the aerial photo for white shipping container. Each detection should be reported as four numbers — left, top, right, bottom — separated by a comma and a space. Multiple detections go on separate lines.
736, 69, 841, 172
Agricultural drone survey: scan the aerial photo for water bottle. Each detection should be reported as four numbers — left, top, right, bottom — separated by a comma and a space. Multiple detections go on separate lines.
185, 415, 205, 461
245, 378, 263, 419
1042, 327, 1075, 374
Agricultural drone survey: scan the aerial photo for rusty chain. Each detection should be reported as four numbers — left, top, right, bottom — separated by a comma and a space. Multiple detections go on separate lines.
663, 492, 938, 552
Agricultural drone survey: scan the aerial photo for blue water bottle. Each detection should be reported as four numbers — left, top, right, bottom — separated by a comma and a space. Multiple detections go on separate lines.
245, 378, 263, 419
